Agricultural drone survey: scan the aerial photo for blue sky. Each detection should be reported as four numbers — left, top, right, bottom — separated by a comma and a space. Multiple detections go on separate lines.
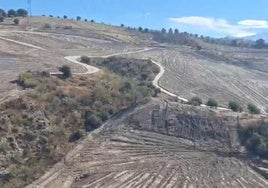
1, 0, 268, 37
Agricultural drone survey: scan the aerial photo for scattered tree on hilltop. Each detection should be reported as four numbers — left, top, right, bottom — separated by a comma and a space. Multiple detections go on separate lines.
63, 15, 67, 19
174, 28, 179, 34
168, 28, 173, 35
7, 9, 16, 17
161, 28, 166, 34
16, 8, 28, 17
0, 9, 6, 17
76, 16, 81, 21
144, 28, 149, 33
254, 39, 266, 49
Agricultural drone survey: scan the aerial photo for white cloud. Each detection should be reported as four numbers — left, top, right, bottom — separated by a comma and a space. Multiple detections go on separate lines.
168, 16, 267, 38
238, 20, 268, 29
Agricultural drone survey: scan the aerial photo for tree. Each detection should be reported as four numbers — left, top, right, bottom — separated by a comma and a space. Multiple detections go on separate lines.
168, 28, 173, 35
248, 103, 260, 114
161, 28, 166, 34
59, 65, 71, 78
255, 39, 266, 49
120, 24, 124, 27
76, 16, 81, 21
0, 9, 6, 17
13, 18, 19, 25
174, 29, 179, 34
84, 19, 88, 22
229, 101, 242, 112
144, 28, 149, 33
7, 9, 16, 17
16, 9, 28, 17
90, 19, 95, 23
63, 15, 67, 19
206, 98, 218, 107
138, 27, 143, 32
189, 97, 202, 106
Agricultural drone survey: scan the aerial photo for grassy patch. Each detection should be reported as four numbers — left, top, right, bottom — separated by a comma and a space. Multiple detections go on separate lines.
238, 120, 268, 159
0, 56, 157, 187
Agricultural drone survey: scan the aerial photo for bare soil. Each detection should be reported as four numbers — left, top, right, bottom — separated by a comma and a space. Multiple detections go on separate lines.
28, 99, 268, 188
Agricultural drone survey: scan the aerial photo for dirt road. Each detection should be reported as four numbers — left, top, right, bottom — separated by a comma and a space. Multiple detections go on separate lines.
0, 33, 235, 111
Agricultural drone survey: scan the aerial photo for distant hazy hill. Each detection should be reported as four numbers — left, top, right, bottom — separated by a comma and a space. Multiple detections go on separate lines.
234, 33, 268, 41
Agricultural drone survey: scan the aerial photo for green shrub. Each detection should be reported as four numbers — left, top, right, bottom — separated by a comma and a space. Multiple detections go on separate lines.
13, 18, 19, 25
84, 114, 102, 132
154, 88, 161, 97
81, 56, 91, 64
68, 129, 85, 142
248, 103, 260, 114
238, 121, 268, 159
18, 72, 41, 88
206, 98, 218, 107
100, 111, 109, 121
228, 101, 242, 112
59, 65, 71, 78
189, 97, 202, 106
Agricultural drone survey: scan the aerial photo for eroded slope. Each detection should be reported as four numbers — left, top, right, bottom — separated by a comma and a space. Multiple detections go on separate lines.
29, 99, 268, 188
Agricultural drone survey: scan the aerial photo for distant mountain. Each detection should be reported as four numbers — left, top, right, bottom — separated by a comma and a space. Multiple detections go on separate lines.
239, 33, 268, 41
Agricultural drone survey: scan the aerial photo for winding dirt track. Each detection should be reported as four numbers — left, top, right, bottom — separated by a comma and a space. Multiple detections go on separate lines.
1, 31, 268, 187
0, 32, 233, 111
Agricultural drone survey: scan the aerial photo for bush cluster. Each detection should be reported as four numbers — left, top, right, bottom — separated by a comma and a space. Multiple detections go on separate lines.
238, 121, 268, 159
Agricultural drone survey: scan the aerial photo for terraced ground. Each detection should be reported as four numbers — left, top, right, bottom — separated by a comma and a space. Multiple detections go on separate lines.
1, 17, 268, 187
29, 99, 268, 188
0, 19, 149, 102
124, 47, 268, 111
2, 17, 268, 112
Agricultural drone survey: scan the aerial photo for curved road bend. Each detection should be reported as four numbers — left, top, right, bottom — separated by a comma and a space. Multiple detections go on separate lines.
0, 34, 230, 111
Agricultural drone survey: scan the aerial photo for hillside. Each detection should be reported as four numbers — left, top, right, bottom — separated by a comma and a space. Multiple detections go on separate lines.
0, 16, 268, 187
